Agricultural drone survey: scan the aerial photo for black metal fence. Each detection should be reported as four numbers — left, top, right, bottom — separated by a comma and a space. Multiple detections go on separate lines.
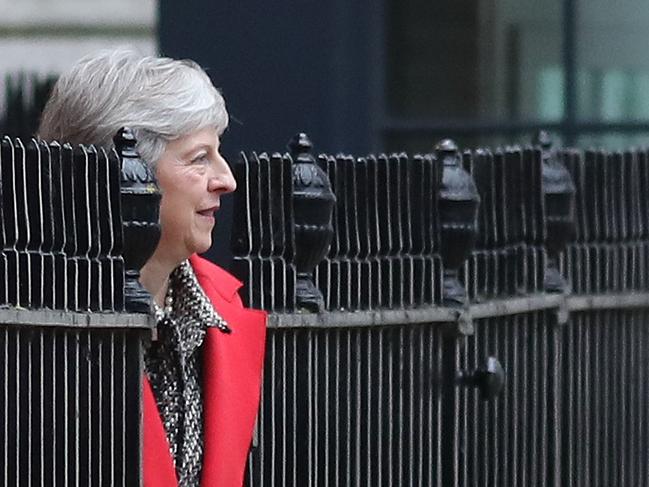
234, 133, 649, 486
0, 131, 156, 486
0, 320, 146, 486
2, 126, 648, 486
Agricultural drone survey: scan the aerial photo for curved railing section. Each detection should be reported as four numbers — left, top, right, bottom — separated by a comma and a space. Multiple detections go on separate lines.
234, 132, 649, 487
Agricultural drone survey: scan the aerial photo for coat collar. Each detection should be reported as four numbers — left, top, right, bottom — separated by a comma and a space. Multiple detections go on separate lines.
189, 254, 243, 303
143, 255, 267, 487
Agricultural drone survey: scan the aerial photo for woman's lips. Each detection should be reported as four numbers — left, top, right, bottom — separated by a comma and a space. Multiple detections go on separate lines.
197, 205, 219, 217
197, 206, 219, 224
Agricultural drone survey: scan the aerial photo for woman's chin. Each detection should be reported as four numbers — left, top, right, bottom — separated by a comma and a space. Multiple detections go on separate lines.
192, 237, 213, 256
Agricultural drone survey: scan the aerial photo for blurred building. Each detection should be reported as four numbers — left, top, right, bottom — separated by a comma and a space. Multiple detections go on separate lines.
0, 0, 157, 117
2, 0, 648, 266
159, 0, 649, 155
3, 0, 648, 153
384, 0, 649, 150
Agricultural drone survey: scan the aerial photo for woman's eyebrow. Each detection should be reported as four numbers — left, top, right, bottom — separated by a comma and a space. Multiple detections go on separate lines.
181, 143, 212, 158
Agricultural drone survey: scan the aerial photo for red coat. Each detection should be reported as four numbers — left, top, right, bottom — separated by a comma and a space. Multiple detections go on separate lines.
142, 255, 267, 486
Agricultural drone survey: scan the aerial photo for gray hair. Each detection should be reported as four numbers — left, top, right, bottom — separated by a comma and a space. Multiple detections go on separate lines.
38, 49, 228, 167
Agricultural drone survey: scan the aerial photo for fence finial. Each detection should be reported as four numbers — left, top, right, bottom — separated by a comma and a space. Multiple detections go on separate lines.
115, 127, 161, 313
289, 133, 335, 312
436, 139, 480, 307
535, 130, 576, 293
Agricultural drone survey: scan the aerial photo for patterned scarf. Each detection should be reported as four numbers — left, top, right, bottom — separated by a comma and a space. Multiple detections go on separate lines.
144, 260, 230, 486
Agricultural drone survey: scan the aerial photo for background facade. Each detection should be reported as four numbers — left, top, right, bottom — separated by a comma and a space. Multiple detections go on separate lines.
2, 0, 649, 264
0, 0, 156, 120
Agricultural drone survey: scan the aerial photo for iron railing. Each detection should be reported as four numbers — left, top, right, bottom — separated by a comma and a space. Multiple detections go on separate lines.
0, 131, 157, 487
234, 132, 649, 487
1, 126, 648, 486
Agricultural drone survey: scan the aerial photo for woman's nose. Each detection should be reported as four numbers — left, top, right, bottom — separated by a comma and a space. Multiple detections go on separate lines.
208, 155, 237, 194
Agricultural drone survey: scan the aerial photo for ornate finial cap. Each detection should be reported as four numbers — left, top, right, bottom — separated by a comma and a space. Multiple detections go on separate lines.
533, 130, 552, 150
113, 127, 138, 158
114, 127, 155, 185
288, 133, 315, 164
435, 138, 458, 154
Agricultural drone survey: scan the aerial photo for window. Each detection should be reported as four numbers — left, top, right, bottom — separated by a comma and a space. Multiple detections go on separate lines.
384, 0, 649, 151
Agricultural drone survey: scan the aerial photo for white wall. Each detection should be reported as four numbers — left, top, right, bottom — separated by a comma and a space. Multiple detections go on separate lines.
0, 0, 158, 114
0, 0, 156, 27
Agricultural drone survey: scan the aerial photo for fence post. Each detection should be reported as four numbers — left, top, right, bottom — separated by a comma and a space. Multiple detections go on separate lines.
114, 127, 161, 313
289, 133, 336, 312
436, 139, 480, 308
536, 130, 576, 295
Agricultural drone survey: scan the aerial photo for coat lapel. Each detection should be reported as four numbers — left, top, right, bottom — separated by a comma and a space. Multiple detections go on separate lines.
143, 376, 178, 486
191, 255, 267, 487
142, 256, 267, 487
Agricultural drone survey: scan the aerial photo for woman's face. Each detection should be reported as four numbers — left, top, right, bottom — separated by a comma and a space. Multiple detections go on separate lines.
154, 126, 236, 263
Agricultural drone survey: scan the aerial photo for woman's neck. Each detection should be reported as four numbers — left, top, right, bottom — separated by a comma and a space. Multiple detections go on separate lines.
139, 250, 183, 307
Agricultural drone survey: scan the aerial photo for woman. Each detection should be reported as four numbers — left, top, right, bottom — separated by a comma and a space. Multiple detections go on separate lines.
38, 49, 267, 487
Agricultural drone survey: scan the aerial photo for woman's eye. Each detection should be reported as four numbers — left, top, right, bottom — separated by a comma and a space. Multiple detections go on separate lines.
191, 153, 209, 165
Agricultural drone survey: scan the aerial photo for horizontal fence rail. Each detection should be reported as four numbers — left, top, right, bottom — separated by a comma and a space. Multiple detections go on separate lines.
236, 132, 649, 487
